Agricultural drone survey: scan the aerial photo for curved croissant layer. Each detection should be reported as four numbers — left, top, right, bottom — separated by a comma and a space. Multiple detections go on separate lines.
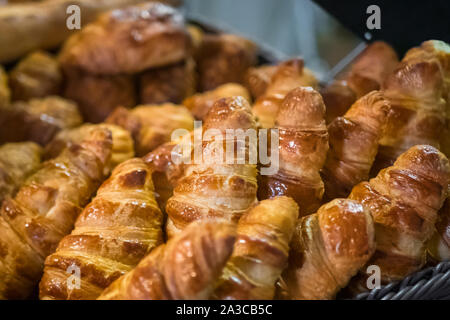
183, 83, 251, 120
98, 220, 236, 300
350, 145, 450, 284
0, 66, 9, 107
45, 123, 134, 175
0, 127, 112, 300
258, 87, 328, 217
252, 58, 318, 128
282, 199, 375, 300
322, 41, 398, 123
322, 91, 390, 200
0, 142, 42, 203
39, 158, 163, 300
372, 50, 447, 173
214, 196, 298, 300
165, 96, 258, 238
106, 104, 194, 156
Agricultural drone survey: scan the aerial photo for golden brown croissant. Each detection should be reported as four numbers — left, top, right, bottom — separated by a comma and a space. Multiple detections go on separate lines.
0, 95, 83, 145
321, 80, 357, 124
39, 158, 163, 300
63, 70, 136, 123
281, 198, 375, 300
183, 83, 251, 120
252, 58, 318, 128
0, 142, 42, 203
403, 40, 450, 159
58, 2, 191, 75
44, 123, 134, 174
349, 145, 450, 285
195, 33, 257, 91
0, 127, 112, 299
98, 220, 236, 300
106, 103, 194, 156
321, 91, 390, 200
244, 64, 278, 100
322, 41, 398, 123
427, 198, 450, 262
214, 196, 298, 300
258, 87, 328, 217
9, 51, 62, 101
140, 58, 196, 105
0, 66, 9, 107
165, 96, 258, 238
372, 50, 447, 174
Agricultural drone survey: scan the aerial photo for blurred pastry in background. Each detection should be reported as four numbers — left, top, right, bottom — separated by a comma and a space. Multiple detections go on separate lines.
139, 58, 196, 105
106, 103, 194, 156
322, 41, 398, 123
0, 95, 82, 145
58, 2, 191, 75
9, 51, 62, 101
0, 65, 9, 107
195, 33, 257, 91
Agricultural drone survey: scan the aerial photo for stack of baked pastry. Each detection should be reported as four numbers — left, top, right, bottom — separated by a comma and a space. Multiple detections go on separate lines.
0, 1, 449, 300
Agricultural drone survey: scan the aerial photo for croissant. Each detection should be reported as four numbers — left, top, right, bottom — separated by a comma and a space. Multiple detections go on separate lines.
45, 123, 134, 174
252, 58, 318, 128
321, 91, 390, 200
322, 41, 398, 123
183, 83, 251, 120
98, 220, 236, 300
63, 69, 136, 123
0, 96, 83, 145
281, 198, 375, 300
106, 103, 194, 156
195, 33, 257, 91
214, 196, 298, 300
349, 145, 450, 285
258, 87, 329, 217
0, 66, 9, 107
0, 142, 42, 203
403, 40, 450, 158
39, 158, 163, 300
9, 51, 62, 101
166, 96, 258, 238
143, 129, 195, 212
372, 50, 447, 174
0, 127, 112, 299
427, 198, 450, 262
58, 2, 191, 75
140, 58, 196, 105
244, 64, 278, 100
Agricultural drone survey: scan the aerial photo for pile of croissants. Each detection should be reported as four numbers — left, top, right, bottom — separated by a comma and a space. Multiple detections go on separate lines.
0, 2, 449, 300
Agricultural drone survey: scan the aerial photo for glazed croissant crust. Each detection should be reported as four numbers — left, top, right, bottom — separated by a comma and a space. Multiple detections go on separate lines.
258, 86, 329, 217
349, 145, 450, 284
98, 220, 236, 300
165, 96, 258, 237
322, 91, 390, 200
39, 158, 163, 300
0, 127, 112, 299
282, 198, 375, 300
214, 196, 298, 300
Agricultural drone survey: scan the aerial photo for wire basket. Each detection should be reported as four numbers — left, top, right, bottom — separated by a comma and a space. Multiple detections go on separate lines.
355, 261, 450, 300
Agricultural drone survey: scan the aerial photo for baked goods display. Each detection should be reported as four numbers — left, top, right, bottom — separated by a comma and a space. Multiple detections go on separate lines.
0, 1, 449, 300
